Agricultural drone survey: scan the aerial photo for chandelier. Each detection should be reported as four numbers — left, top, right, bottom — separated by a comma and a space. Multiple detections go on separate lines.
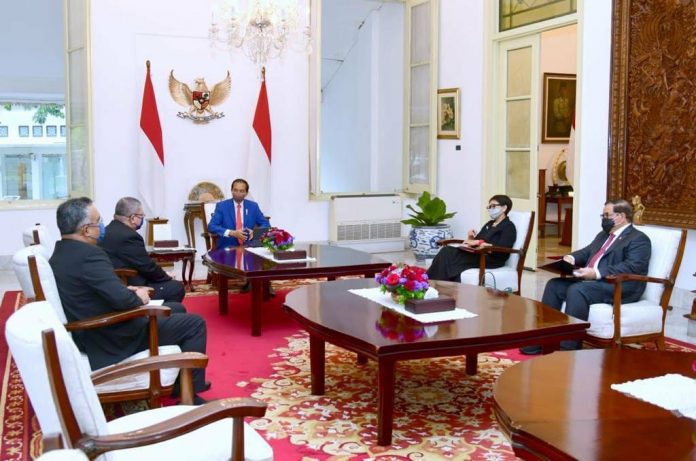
209, 0, 311, 67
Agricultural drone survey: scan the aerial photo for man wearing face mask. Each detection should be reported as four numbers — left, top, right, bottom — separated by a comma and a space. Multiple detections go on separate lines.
50, 197, 210, 404
100, 196, 185, 304
427, 194, 517, 282
520, 198, 651, 354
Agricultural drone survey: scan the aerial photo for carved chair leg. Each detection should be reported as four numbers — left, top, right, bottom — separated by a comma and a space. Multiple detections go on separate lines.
655, 336, 665, 351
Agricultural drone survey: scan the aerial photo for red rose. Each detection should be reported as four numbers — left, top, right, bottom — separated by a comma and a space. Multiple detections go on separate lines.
404, 280, 416, 291
385, 273, 400, 285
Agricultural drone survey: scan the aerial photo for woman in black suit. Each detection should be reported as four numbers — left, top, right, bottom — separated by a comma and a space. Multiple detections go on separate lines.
427, 194, 517, 282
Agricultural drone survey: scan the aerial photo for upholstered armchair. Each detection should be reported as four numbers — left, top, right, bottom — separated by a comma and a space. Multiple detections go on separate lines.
6, 301, 272, 461
581, 226, 687, 350
12, 246, 181, 407
22, 223, 56, 254
438, 211, 535, 294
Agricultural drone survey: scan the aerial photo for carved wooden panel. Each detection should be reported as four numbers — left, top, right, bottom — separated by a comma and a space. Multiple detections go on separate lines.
608, 0, 696, 229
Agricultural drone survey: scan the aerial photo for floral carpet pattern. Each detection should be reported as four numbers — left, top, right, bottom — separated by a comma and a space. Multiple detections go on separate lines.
244, 333, 519, 460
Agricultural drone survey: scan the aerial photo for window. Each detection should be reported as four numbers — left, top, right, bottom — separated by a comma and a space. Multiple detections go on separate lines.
60, 125, 66, 137
0, 126, 7, 137
0, 104, 68, 200
499, 0, 577, 32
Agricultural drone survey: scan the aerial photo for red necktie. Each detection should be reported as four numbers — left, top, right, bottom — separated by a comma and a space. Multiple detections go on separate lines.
587, 233, 615, 268
236, 203, 244, 245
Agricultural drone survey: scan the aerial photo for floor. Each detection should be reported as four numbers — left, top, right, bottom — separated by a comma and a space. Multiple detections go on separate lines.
1, 237, 693, 345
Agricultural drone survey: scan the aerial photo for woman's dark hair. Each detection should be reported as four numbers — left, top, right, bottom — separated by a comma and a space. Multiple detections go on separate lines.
489, 194, 513, 213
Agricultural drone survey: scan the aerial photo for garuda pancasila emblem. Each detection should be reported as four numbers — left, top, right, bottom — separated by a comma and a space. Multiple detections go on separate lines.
168, 70, 231, 124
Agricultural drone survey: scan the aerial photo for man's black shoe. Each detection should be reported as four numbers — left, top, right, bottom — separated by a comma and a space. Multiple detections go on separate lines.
201, 380, 212, 392
519, 345, 542, 355
177, 394, 207, 406
239, 282, 250, 293
560, 340, 582, 351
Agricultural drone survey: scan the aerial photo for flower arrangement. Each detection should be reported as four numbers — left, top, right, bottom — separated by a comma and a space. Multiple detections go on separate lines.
375, 309, 425, 342
375, 264, 429, 304
261, 227, 294, 252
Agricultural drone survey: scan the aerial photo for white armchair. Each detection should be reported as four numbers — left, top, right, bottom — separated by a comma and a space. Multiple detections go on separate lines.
11, 246, 181, 407
458, 211, 535, 294
6, 301, 272, 461
23, 223, 56, 254
582, 225, 687, 350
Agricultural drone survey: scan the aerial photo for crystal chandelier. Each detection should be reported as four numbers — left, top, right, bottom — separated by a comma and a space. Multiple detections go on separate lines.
209, 0, 311, 67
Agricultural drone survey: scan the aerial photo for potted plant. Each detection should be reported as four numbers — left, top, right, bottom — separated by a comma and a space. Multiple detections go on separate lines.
401, 191, 456, 260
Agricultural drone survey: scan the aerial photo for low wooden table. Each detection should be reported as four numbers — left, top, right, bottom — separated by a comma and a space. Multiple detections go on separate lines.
494, 349, 696, 460
283, 279, 589, 446
147, 246, 196, 291
203, 244, 390, 336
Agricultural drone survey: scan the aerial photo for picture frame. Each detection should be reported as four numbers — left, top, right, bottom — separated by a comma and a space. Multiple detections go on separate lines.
437, 88, 460, 139
541, 73, 576, 143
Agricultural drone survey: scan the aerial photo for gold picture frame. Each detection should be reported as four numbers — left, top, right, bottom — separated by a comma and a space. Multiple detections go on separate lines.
437, 88, 460, 139
542, 73, 576, 143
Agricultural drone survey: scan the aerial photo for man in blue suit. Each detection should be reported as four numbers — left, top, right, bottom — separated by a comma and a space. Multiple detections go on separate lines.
208, 178, 270, 248
521, 198, 651, 354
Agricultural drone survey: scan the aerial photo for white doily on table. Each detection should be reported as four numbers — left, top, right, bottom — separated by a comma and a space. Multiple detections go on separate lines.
245, 246, 317, 263
611, 373, 696, 419
348, 287, 477, 324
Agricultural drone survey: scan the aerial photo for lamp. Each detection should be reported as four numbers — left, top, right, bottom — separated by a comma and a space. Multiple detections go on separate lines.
209, 0, 311, 67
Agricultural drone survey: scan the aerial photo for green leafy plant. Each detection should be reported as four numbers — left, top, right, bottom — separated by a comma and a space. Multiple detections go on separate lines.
401, 191, 456, 226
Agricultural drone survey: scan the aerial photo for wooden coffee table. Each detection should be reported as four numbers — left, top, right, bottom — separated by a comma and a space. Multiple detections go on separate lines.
494, 349, 696, 460
283, 278, 589, 446
203, 244, 390, 336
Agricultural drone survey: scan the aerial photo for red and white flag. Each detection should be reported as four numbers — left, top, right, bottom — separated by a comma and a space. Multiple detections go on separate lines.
246, 68, 272, 210
138, 60, 165, 217
566, 111, 575, 186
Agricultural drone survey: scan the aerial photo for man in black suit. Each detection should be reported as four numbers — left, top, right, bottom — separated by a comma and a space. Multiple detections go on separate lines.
521, 198, 651, 354
49, 197, 209, 402
100, 197, 185, 304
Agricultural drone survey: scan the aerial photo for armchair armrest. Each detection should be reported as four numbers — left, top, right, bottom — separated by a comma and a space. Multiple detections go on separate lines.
606, 273, 672, 287
65, 306, 171, 332
90, 352, 208, 385
76, 397, 267, 459
113, 268, 137, 285
483, 245, 522, 255
437, 239, 464, 247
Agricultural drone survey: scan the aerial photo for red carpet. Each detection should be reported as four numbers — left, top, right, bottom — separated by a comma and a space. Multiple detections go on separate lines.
3, 289, 696, 460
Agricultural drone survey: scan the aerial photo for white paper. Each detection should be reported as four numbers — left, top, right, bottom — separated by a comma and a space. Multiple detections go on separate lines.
348, 287, 478, 323
152, 223, 172, 242
245, 246, 317, 263
147, 299, 165, 306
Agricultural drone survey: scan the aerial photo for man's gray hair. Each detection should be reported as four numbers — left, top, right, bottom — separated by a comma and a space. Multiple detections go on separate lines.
115, 197, 142, 217
56, 197, 93, 235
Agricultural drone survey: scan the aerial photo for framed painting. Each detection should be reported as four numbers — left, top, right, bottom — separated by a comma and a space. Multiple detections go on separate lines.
542, 73, 576, 143
437, 88, 460, 139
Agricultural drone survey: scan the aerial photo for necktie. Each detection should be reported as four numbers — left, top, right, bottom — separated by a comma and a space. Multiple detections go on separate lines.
236, 203, 244, 245
587, 233, 615, 268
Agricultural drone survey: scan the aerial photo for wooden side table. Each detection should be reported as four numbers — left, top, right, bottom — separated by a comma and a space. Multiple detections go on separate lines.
147, 247, 197, 291
183, 202, 205, 249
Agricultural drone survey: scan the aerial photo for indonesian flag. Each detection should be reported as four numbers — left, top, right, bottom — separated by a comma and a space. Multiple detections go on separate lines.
566, 111, 575, 186
138, 60, 165, 217
246, 68, 272, 210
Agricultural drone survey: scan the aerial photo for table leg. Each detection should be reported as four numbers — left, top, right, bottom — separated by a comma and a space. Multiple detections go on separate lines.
186, 255, 195, 291
251, 280, 263, 336
218, 275, 228, 315
377, 358, 396, 446
184, 211, 196, 250
309, 335, 326, 395
356, 353, 367, 364
465, 353, 478, 375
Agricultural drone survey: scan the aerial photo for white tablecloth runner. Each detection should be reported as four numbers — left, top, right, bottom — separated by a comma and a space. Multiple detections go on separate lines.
348, 287, 477, 323
611, 373, 696, 419
246, 246, 317, 263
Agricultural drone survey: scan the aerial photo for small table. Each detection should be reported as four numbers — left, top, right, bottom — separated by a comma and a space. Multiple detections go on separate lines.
183, 202, 205, 249
147, 246, 196, 291
203, 244, 391, 336
494, 349, 696, 460
283, 279, 589, 446
544, 195, 573, 245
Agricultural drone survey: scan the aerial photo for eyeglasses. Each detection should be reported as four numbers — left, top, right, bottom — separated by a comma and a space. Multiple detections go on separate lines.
600, 213, 619, 219
85, 217, 103, 228
131, 213, 145, 220
486, 204, 501, 210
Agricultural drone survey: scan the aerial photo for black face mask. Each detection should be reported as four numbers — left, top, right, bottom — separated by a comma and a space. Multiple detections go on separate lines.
601, 217, 614, 233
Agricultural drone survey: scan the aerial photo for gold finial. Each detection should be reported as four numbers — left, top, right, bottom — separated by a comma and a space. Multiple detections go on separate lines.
632, 195, 646, 225
146, 60, 151, 72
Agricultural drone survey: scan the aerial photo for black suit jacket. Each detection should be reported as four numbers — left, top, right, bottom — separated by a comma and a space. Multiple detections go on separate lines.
570, 224, 651, 296
100, 220, 171, 286
476, 217, 517, 268
50, 239, 147, 369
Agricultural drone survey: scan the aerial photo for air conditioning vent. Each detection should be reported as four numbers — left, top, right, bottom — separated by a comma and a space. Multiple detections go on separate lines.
329, 195, 405, 253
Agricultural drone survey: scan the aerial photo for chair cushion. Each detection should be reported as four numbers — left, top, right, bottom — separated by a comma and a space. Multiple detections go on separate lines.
37, 450, 89, 461
105, 405, 273, 461
23, 224, 56, 255
12, 246, 66, 323
585, 300, 664, 339
635, 225, 682, 304
460, 267, 518, 292
89, 345, 181, 394
504, 211, 531, 270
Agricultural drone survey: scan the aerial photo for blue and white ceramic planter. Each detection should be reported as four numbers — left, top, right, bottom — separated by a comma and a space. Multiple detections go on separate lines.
408, 225, 452, 260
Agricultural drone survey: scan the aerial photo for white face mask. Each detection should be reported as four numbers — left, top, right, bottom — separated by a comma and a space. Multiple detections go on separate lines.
488, 206, 503, 220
